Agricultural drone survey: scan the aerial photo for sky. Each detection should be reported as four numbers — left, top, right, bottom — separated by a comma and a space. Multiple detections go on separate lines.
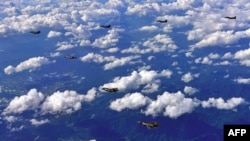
0, 0, 250, 140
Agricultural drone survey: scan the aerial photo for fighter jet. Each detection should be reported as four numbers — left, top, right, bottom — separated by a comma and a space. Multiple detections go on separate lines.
100, 25, 111, 28
102, 87, 119, 92
30, 30, 41, 34
225, 16, 236, 19
157, 19, 168, 23
138, 121, 159, 129
64, 55, 77, 59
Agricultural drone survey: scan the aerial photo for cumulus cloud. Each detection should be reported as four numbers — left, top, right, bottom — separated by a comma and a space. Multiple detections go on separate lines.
234, 77, 250, 84
3, 89, 44, 115
139, 25, 158, 32
47, 31, 62, 38
191, 30, 237, 48
41, 88, 96, 114
234, 48, 250, 67
109, 91, 245, 118
50, 52, 61, 57
181, 72, 199, 83
56, 42, 75, 51
143, 91, 199, 118
141, 82, 160, 94
81, 53, 116, 63
2, 88, 97, 124
79, 2, 121, 22
183, 0, 250, 50
30, 119, 49, 126
4, 116, 19, 123
82, 87, 97, 102
143, 34, 177, 52
122, 34, 177, 54
103, 55, 141, 70
106, 47, 119, 53
126, 2, 162, 16
4, 56, 55, 75
160, 69, 173, 78
184, 86, 199, 95
109, 92, 151, 112
92, 28, 124, 48
81, 53, 141, 70
201, 97, 245, 110
101, 69, 172, 91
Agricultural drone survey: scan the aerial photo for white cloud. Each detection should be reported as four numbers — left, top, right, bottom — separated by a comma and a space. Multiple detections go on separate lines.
106, 47, 119, 53
142, 81, 160, 94
92, 28, 124, 48
79, 3, 121, 22
103, 55, 141, 70
195, 57, 212, 65
56, 42, 75, 51
122, 34, 177, 54
82, 87, 97, 102
195, 53, 221, 65
143, 34, 177, 52
214, 61, 231, 66
222, 52, 233, 59
81, 53, 141, 70
143, 91, 199, 118
208, 53, 220, 59
101, 69, 172, 91
109, 92, 151, 112
9, 125, 24, 132
234, 48, 250, 60
105, 0, 124, 8
157, 15, 190, 27
181, 72, 199, 83
185, 52, 193, 57
4, 56, 55, 75
79, 40, 91, 46
183, 86, 198, 95
234, 77, 250, 84
4, 116, 19, 123
234, 48, 250, 67
30, 119, 49, 126
47, 31, 62, 38
139, 25, 158, 32
147, 56, 155, 61
126, 3, 162, 16
160, 69, 173, 78
191, 30, 237, 48
41, 88, 96, 114
184, 0, 250, 49
173, 0, 195, 9
125, 0, 195, 17
81, 53, 116, 63
201, 97, 245, 110
3, 89, 44, 115
50, 52, 61, 57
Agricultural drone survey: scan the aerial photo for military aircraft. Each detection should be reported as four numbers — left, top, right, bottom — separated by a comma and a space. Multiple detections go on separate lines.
138, 121, 159, 129
157, 19, 168, 23
102, 87, 119, 92
225, 16, 236, 19
64, 55, 77, 59
100, 24, 111, 28
30, 30, 41, 34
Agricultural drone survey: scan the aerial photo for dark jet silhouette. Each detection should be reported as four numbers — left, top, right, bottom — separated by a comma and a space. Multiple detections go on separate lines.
102, 87, 119, 92
100, 25, 111, 28
30, 30, 41, 34
64, 55, 77, 59
138, 121, 159, 129
157, 19, 168, 23
225, 16, 236, 19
